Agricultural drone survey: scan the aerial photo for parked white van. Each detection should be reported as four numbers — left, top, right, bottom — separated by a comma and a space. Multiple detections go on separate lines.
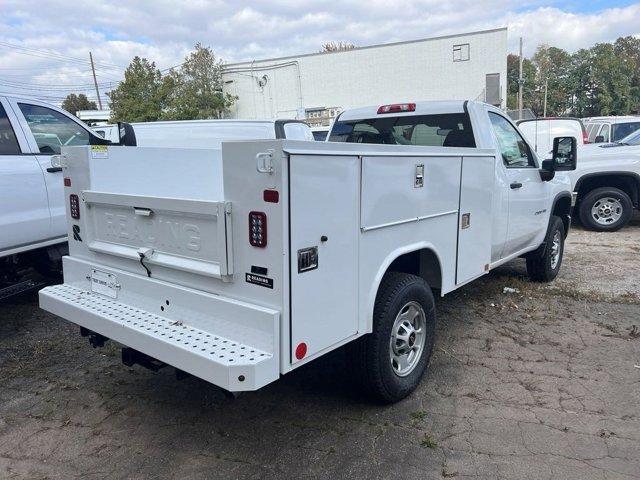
517, 118, 588, 155
93, 119, 313, 147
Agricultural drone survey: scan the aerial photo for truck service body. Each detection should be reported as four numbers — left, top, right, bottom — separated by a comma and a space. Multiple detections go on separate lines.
40, 101, 575, 402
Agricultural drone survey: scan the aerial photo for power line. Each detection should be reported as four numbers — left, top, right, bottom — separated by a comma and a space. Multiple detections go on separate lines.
0, 41, 125, 70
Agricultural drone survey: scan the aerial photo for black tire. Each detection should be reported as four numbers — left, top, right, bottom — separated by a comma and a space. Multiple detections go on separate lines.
526, 215, 565, 282
578, 187, 633, 232
349, 272, 436, 403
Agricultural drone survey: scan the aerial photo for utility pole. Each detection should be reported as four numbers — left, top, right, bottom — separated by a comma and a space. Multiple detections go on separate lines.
89, 51, 103, 110
518, 37, 523, 120
543, 78, 548, 117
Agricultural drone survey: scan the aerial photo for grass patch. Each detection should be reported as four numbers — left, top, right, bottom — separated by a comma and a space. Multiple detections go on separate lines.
420, 434, 438, 449
410, 410, 428, 421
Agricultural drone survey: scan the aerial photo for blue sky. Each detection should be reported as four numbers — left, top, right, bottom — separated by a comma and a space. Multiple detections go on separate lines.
0, 1, 638, 104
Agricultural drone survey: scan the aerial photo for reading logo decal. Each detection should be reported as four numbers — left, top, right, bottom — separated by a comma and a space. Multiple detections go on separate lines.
246, 273, 274, 289
72, 225, 82, 242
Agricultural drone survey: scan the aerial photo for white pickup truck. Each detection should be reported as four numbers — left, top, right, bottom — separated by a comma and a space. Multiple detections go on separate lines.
0, 93, 120, 297
568, 130, 640, 231
39, 100, 576, 402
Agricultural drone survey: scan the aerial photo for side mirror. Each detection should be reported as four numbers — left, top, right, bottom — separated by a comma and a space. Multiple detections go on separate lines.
552, 136, 577, 171
117, 122, 137, 146
594, 135, 604, 144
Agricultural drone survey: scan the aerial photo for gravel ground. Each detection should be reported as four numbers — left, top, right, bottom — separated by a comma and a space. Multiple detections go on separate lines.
1, 218, 639, 480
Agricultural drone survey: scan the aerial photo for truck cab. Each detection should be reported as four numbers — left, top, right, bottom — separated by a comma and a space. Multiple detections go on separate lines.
0, 94, 111, 292
328, 100, 575, 265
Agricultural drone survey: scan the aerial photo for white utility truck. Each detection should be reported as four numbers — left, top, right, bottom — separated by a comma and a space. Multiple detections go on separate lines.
40, 101, 576, 402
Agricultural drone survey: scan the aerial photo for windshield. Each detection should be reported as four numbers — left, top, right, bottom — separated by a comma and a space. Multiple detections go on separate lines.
612, 122, 640, 142
328, 113, 475, 147
616, 128, 640, 145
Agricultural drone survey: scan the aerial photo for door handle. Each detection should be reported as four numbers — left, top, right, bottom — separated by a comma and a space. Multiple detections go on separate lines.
46, 167, 63, 173
510, 182, 523, 189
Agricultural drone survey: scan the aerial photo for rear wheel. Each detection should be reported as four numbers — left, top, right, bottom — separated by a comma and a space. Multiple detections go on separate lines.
350, 272, 436, 403
526, 215, 565, 282
579, 187, 633, 232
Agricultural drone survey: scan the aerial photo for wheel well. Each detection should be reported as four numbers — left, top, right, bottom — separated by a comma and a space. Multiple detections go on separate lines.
552, 195, 571, 236
576, 175, 639, 207
387, 249, 442, 291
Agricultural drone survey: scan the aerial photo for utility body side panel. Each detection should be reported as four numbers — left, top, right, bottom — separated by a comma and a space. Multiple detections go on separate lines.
456, 156, 495, 283
289, 154, 360, 362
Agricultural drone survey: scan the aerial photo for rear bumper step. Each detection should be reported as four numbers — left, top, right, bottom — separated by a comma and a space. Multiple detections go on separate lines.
40, 284, 279, 392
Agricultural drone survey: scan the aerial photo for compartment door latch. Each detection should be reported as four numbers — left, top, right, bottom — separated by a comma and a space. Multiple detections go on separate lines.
256, 150, 274, 174
415, 164, 424, 188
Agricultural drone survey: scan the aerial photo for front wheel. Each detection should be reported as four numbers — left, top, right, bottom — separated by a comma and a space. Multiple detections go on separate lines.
526, 215, 565, 282
578, 187, 633, 232
349, 272, 436, 403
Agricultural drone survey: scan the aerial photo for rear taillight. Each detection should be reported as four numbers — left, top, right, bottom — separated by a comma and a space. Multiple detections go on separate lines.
249, 211, 267, 247
69, 194, 80, 219
583, 130, 590, 144
377, 103, 416, 114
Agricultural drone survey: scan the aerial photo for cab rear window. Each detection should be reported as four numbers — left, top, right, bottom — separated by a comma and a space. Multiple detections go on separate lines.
328, 113, 475, 147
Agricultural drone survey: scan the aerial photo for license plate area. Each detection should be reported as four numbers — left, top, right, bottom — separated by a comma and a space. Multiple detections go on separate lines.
90, 269, 118, 298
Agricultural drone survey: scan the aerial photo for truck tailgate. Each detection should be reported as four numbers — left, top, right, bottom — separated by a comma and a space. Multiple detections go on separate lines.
82, 191, 233, 280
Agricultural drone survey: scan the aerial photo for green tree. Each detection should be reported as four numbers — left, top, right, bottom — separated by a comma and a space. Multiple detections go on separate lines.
61, 93, 97, 116
164, 43, 236, 120
107, 56, 168, 122
575, 43, 633, 116
614, 36, 640, 113
507, 53, 535, 111
531, 45, 573, 116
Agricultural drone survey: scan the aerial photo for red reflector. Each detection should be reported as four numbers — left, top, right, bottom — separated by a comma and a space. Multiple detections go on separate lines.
377, 103, 416, 114
263, 189, 279, 203
249, 211, 267, 247
69, 194, 80, 219
63, 177, 71, 187
295, 342, 307, 360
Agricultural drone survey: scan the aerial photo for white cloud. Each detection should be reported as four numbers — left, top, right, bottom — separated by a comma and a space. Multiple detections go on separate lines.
0, 1, 638, 104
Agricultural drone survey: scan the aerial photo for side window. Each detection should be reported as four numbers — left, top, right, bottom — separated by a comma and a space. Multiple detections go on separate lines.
18, 103, 90, 155
0, 103, 21, 155
488, 112, 535, 168
588, 123, 602, 142
599, 124, 610, 142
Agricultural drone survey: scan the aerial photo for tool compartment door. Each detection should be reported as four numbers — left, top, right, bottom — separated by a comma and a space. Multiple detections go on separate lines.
456, 155, 495, 284
289, 154, 359, 363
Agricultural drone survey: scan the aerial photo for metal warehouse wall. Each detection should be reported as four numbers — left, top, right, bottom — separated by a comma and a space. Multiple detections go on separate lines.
222, 28, 508, 120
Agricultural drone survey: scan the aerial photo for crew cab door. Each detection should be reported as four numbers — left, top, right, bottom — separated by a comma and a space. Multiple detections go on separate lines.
0, 98, 51, 252
488, 112, 547, 256
8, 98, 95, 239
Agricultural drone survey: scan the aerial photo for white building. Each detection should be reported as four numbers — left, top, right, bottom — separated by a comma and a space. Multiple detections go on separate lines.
222, 27, 508, 124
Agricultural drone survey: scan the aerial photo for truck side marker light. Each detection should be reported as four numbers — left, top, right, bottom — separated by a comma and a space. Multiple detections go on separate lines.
295, 342, 307, 360
263, 189, 279, 203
